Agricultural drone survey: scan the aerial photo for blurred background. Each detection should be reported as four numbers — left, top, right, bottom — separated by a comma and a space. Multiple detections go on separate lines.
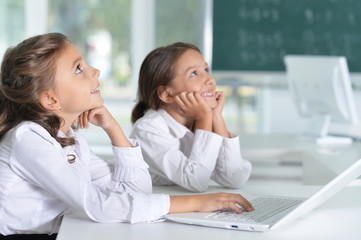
2, 0, 361, 178
1, 0, 265, 148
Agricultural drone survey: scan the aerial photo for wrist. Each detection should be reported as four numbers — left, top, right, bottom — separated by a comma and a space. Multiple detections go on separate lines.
195, 116, 212, 132
212, 112, 223, 122
212, 114, 230, 138
102, 117, 118, 133
169, 195, 199, 213
105, 122, 132, 147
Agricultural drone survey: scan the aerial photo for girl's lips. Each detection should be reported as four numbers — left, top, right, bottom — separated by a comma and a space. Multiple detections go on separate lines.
91, 87, 100, 94
201, 90, 215, 97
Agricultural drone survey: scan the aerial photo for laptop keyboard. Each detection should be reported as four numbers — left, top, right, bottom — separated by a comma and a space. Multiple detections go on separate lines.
206, 197, 303, 223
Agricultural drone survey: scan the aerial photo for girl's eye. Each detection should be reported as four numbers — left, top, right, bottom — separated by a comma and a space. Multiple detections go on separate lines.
76, 65, 82, 74
190, 71, 197, 77
205, 68, 209, 73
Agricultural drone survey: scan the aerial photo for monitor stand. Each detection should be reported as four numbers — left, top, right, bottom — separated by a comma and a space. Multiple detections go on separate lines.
304, 115, 353, 145
315, 135, 353, 145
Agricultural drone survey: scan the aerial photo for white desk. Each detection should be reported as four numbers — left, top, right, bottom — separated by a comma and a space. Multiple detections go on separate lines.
239, 134, 361, 184
91, 133, 361, 185
56, 181, 361, 240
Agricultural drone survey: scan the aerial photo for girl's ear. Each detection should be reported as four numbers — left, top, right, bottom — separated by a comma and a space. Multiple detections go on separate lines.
157, 85, 175, 103
39, 91, 61, 111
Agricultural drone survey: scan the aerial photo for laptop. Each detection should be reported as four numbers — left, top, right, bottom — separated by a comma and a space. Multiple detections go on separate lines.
166, 158, 361, 232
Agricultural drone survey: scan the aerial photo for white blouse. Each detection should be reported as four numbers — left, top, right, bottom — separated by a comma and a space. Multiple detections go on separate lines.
0, 122, 170, 235
130, 109, 252, 192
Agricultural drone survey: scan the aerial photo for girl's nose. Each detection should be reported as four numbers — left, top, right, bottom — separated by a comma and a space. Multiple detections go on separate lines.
93, 67, 100, 78
205, 74, 215, 85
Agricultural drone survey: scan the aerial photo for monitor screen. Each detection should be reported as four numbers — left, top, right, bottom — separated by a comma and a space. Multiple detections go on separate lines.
284, 55, 358, 144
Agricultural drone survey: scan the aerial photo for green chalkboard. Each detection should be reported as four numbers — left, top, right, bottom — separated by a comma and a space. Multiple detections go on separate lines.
212, 0, 361, 72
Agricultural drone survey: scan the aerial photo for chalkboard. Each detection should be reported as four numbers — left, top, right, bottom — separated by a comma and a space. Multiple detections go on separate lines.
212, 0, 361, 72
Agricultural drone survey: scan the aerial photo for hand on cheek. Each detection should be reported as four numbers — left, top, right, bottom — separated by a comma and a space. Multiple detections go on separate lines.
212, 91, 225, 115
175, 92, 212, 120
211, 91, 230, 137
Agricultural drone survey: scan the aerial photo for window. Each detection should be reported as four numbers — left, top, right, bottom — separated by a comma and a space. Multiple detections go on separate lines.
155, 0, 259, 134
47, 0, 135, 153
0, 1, 25, 59
155, 0, 205, 50
48, 0, 132, 98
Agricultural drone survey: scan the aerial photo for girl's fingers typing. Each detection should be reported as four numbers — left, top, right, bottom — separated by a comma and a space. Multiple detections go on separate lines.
229, 202, 244, 214
195, 193, 254, 213
225, 194, 254, 213
237, 194, 254, 211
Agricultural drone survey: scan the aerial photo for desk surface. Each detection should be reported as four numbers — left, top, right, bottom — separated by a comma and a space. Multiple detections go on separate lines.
239, 134, 361, 184
56, 182, 361, 240
92, 133, 361, 184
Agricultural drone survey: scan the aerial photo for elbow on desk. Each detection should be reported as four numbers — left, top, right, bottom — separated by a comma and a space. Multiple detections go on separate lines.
178, 178, 210, 192
177, 172, 251, 192
183, 183, 208, 193
215, 169, 252, 189
170, 174, 211, 192
218, 179, 246, 190
231, 161, 253, 188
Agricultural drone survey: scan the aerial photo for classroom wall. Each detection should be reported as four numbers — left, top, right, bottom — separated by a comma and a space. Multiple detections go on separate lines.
212, 0, 361, 72
210, 0, 361, 136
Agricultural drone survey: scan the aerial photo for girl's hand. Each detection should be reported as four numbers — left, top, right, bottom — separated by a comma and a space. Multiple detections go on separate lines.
211, 91, 230, 137
212, 91, 226, 116
77, 106, 131, 147
78, 105, 114, 130
169, 192, 254, 214
175, 92, 212, 132
175, 91, 212, 120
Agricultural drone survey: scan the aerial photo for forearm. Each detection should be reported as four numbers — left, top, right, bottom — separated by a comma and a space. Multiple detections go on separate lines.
195, 116, 212, 132
169, 195, 198, 213
212, 136, 252, 188
212, 163, 252, 189
169, 192, 254, 214
212, 113, 230, 138
167, 166, 214, 192
104, 120, 132, 147
88, 137, 152, 194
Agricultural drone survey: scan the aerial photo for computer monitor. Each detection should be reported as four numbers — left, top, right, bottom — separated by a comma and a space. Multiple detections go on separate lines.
284, 55, 359, 145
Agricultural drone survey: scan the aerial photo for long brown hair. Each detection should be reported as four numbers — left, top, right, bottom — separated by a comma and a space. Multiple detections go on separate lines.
131, 42, 200, 124
0, 32, 75, 147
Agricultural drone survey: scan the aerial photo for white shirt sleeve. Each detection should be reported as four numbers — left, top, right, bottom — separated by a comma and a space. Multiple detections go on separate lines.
211, 133, 252, 188
76, 134, 153, 194
10, 125, 170, 224
131, 117, 223, 192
